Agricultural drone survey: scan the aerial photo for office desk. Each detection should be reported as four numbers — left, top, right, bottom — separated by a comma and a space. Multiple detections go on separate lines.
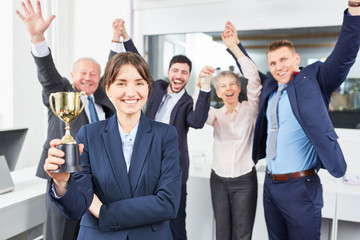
0, 166, 46, 240
334, 179, 360, 240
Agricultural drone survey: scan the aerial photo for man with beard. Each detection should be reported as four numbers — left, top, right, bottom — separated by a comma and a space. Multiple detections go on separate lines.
111, 19, 211, 240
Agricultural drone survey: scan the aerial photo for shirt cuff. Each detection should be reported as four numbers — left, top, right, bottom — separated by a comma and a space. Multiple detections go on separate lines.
51, 182, 62, 199
31, 40, 50, 57
200, 88, 211, 93
110, 42, 124, 53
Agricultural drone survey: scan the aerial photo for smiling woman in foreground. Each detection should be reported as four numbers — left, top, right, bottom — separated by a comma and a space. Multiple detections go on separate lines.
44, 52, 182, 240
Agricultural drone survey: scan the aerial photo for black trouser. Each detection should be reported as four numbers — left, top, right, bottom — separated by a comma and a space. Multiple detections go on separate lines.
210, 168, 257, 240
170, 183, 187, 240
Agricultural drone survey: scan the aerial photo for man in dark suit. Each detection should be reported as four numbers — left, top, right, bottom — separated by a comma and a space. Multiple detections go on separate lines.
225, 3, 360, 239
110, 19, 211, 239
16, 1, 115, 239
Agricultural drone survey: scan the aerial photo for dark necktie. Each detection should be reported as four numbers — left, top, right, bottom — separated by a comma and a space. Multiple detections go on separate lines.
267, 84, 287, 160
88, 96, 99, 123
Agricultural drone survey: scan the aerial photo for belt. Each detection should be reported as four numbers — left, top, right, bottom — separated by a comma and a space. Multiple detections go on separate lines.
266, 168, 317, 181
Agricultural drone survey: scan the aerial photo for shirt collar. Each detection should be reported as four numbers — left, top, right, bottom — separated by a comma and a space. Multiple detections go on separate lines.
72, 86, 95, 102
221, 102, 241, 115
118, 121, 139, 144
167, 89, 185, 102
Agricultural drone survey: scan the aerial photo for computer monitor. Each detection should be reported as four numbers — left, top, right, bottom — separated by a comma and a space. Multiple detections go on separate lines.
0, 128, 28, 194
0, 128, 28, 171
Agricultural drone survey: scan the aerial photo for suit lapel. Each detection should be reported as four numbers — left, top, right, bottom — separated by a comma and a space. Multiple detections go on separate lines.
102, 115, 132, 199
286, 77, 300, 121
128, 113, 153, 195
147, 86, 166, 119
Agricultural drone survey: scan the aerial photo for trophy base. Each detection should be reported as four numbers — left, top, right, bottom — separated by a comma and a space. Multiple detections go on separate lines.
51, 143, 83, 173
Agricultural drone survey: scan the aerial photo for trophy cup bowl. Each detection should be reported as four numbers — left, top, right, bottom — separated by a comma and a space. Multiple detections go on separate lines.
49, 92, 86, 172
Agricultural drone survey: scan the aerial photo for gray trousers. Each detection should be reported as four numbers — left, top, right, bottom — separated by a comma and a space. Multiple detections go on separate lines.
45, 180, 80, 240
210, 167, 257, 240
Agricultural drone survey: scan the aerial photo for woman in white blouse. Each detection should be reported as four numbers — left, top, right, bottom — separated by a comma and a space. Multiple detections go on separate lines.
194, 22, 262, 240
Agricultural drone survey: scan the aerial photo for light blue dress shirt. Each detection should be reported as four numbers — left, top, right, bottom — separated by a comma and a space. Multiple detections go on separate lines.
53, 121, 139, 198
265, 86, 319, 174
118, 122, 139, 173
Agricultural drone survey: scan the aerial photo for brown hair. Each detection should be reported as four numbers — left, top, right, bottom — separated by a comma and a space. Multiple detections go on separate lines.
267, 39, 296, 54
169, 55, 192, 73
102, 52, 152, 91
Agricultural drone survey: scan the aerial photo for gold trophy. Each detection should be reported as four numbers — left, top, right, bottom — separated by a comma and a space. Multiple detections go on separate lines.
49, 92, 86, 172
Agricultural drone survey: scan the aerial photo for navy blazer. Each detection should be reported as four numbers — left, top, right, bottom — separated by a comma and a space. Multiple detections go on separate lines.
50, 113, 182, 240
234, 12, 360, 178
122, 40, 211, 184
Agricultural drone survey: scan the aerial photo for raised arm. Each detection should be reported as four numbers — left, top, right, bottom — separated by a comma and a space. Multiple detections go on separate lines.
110, 18, 141, 55
318, 2, 360, 97
187, 66, 213, 128
222, 23, 244, 59
16, 0, 55, 44
16, 0, 69, 101
223, 21, 267, 83
108, 18, 126, 60
193, 66, 217, 125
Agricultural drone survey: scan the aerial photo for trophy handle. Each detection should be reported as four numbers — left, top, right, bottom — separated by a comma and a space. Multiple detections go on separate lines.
49, 93, 60, 118
78, 92, 87, 115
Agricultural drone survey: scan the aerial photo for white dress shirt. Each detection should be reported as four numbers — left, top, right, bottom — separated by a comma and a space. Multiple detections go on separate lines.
193, 56, 262, 178
155, 89, 185, 124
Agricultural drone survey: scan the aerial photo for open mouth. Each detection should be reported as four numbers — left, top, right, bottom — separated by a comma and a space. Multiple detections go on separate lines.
226, 93, 234, 97
173, 79, 183, 86
278, 72, 286, 76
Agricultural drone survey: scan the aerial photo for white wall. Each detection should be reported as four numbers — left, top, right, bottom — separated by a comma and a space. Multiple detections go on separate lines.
62, 0, 132, 77
0, 0, 46, 170
0, 1, 14, 129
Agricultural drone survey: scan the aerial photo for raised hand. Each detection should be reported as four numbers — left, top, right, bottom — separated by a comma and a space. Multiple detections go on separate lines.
112, 18, 129, 42
15, 0, 55, 44
196, 66, 215, 90
222, 21, 240, 46
221, 31, 238, 50
222, 21, 245, 59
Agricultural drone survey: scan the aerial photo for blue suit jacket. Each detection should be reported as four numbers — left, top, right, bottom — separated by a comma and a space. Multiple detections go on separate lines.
233, 12, 360, 178
122, 40, 211, 184
50, 113, 182, 240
